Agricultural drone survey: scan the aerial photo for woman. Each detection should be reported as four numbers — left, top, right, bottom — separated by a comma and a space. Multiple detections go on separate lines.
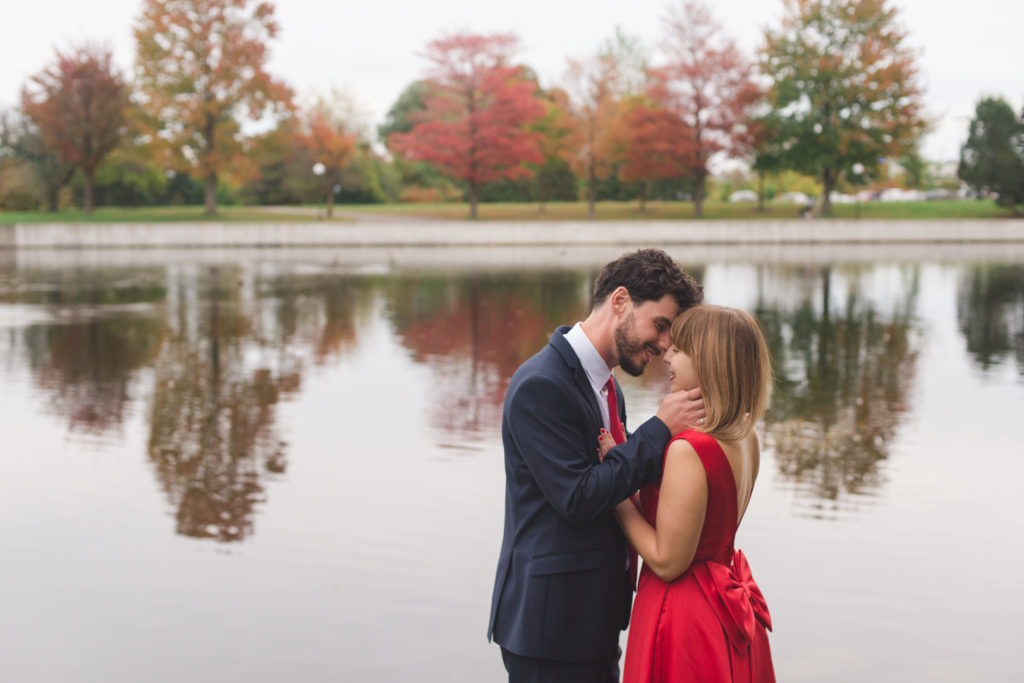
599, 304, 775, 682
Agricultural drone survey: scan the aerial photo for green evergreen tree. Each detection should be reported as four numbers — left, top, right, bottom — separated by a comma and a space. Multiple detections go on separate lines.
958, 97, 1024, 213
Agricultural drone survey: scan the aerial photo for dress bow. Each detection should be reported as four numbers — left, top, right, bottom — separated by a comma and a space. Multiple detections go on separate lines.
693, 549, 772, 654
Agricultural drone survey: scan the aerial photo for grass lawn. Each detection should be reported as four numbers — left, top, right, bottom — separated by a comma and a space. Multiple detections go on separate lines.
337, 198, 1015, 221
0, 199, 1015, 223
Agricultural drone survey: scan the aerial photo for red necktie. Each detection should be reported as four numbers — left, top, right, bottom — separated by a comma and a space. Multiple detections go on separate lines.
604, 377, 627, 444
605, 377, 638, 588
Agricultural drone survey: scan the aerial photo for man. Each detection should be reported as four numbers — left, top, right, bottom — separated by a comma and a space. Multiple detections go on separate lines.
488, 249, 705, 682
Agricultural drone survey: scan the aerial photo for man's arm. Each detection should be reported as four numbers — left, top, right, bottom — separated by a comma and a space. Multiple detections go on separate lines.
508, 375, 670, 524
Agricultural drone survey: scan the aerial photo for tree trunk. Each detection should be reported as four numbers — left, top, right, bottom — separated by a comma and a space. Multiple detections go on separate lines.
587, 161, 596, 218
757, 171, 766, 212
203, 107, 217, 215
45, 183, 60, 212
325, 174, 334, 218
205, 173, 217, 215
694, 175, 705, 218
469, 181, 478, 219
638, 182, 647, 212
83, 171, 94, 214
821, 167, 835, 217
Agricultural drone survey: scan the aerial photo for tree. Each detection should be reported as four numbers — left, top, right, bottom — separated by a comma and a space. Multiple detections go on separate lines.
379, 80, 455, 198
652, 0, 761, 217
562, 53, 625, 217
389, 32, 545, 219
20, 43, 129, 214
0, 110, 76, 211
617, 96, 695, 211
530, 87, 577, 212
297, 107, 355, 218
762, 0, 927, 215
958, 97, 1024, 213
744, 109, 785, 212
134, 0, 293, 214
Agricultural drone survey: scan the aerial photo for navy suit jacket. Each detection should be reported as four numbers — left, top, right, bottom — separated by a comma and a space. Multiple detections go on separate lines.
488, 326, 671, 662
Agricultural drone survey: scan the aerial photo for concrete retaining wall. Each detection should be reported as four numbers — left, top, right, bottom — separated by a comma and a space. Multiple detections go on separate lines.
4, 219, 1024, 248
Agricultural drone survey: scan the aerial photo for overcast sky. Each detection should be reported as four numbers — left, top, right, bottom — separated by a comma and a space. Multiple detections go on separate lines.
2, 0, 1020, 163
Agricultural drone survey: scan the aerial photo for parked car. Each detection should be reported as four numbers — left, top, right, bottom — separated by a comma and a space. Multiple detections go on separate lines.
878, 188, 925, 202
729, 189, 758, 202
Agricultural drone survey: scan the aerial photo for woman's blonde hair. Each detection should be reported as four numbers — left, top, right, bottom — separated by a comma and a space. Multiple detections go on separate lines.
671, 304, 773, 442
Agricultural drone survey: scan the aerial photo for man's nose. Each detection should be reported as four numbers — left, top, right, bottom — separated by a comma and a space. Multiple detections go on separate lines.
657, 328, 672, 351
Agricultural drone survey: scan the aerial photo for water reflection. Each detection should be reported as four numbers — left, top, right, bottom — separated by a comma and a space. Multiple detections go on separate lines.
388, 272, 591, 440
25, 315, 163, 433
147, 267, 302, 542
958, 265, 1024, 379
756, 265, 922, 515
8, 269, 166, 432
6, 260, 1011, 537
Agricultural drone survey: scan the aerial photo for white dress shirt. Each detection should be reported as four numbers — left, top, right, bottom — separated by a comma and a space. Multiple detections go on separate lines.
563, 322, 615, 432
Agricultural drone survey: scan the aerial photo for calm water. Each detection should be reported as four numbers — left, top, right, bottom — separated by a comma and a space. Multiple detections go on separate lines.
1, 245, 1022, 682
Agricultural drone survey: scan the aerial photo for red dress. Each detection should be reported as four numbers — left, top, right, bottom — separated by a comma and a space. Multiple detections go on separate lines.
623, 430, 775, 683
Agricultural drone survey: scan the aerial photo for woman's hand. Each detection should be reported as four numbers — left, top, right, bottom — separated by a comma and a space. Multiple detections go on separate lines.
597, 428, 617, 462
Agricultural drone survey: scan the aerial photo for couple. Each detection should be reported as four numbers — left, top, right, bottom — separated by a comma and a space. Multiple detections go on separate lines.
488, 249, 774, 682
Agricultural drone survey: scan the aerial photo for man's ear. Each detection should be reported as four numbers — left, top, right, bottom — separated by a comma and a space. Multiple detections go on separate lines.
611, 286, 631, 314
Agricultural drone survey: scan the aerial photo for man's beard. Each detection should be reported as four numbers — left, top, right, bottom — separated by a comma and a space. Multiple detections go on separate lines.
614, 312, 653, 377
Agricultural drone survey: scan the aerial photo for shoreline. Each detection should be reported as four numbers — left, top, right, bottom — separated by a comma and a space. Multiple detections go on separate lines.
2, 218, 1024, 249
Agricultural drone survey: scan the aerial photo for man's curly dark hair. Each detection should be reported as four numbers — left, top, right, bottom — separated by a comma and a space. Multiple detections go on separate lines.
592, 248, 703, 312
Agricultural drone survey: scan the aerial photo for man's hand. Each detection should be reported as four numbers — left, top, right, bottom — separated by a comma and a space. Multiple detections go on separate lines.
655, 387, 705, 435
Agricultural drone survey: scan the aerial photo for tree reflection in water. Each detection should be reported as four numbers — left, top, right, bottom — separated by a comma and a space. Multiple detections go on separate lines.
17, 269, 166, 434
957, 265, 1024, 379
388, 271, 590, 442
756, 265, 922, 515
147, 266, 303, 542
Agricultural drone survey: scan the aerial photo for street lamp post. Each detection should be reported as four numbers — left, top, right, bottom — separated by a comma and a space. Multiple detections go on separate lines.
851, 163, 866, 219
312, 162, 329, 218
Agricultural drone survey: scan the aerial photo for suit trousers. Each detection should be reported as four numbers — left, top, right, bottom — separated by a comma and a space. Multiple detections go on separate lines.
501, 647, 620, 683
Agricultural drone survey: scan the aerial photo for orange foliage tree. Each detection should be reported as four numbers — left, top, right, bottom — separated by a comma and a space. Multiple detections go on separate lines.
134, 0, 293, 214
389, 32, 545, 219
297, 107, 356, 218
20, 43, 129, 214
562, 53, 626, 217
653, 0, 762, 216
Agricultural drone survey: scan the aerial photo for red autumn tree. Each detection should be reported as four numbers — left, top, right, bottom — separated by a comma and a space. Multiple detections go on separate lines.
134, 0, 293, 214
20, 43, 129, 214
389, 32, 545, 219
653, 0, 762, 216
297, 106, 356, 218
617, 95, 696, 211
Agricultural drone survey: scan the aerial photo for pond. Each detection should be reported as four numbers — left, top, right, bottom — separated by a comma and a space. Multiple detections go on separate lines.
0, 245, 1022, 682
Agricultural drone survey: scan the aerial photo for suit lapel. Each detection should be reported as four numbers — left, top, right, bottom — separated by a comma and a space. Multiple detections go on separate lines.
549, 327, 602, 429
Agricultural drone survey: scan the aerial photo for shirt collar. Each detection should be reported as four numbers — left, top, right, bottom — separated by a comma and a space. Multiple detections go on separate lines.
563, 322, 613, 395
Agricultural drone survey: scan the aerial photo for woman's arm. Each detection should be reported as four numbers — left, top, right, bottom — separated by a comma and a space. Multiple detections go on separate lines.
613, 438, 707, 582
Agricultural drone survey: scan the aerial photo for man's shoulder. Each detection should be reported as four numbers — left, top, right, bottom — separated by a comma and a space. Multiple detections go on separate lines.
507, 335, 574, 396
511, 343, 563, 385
